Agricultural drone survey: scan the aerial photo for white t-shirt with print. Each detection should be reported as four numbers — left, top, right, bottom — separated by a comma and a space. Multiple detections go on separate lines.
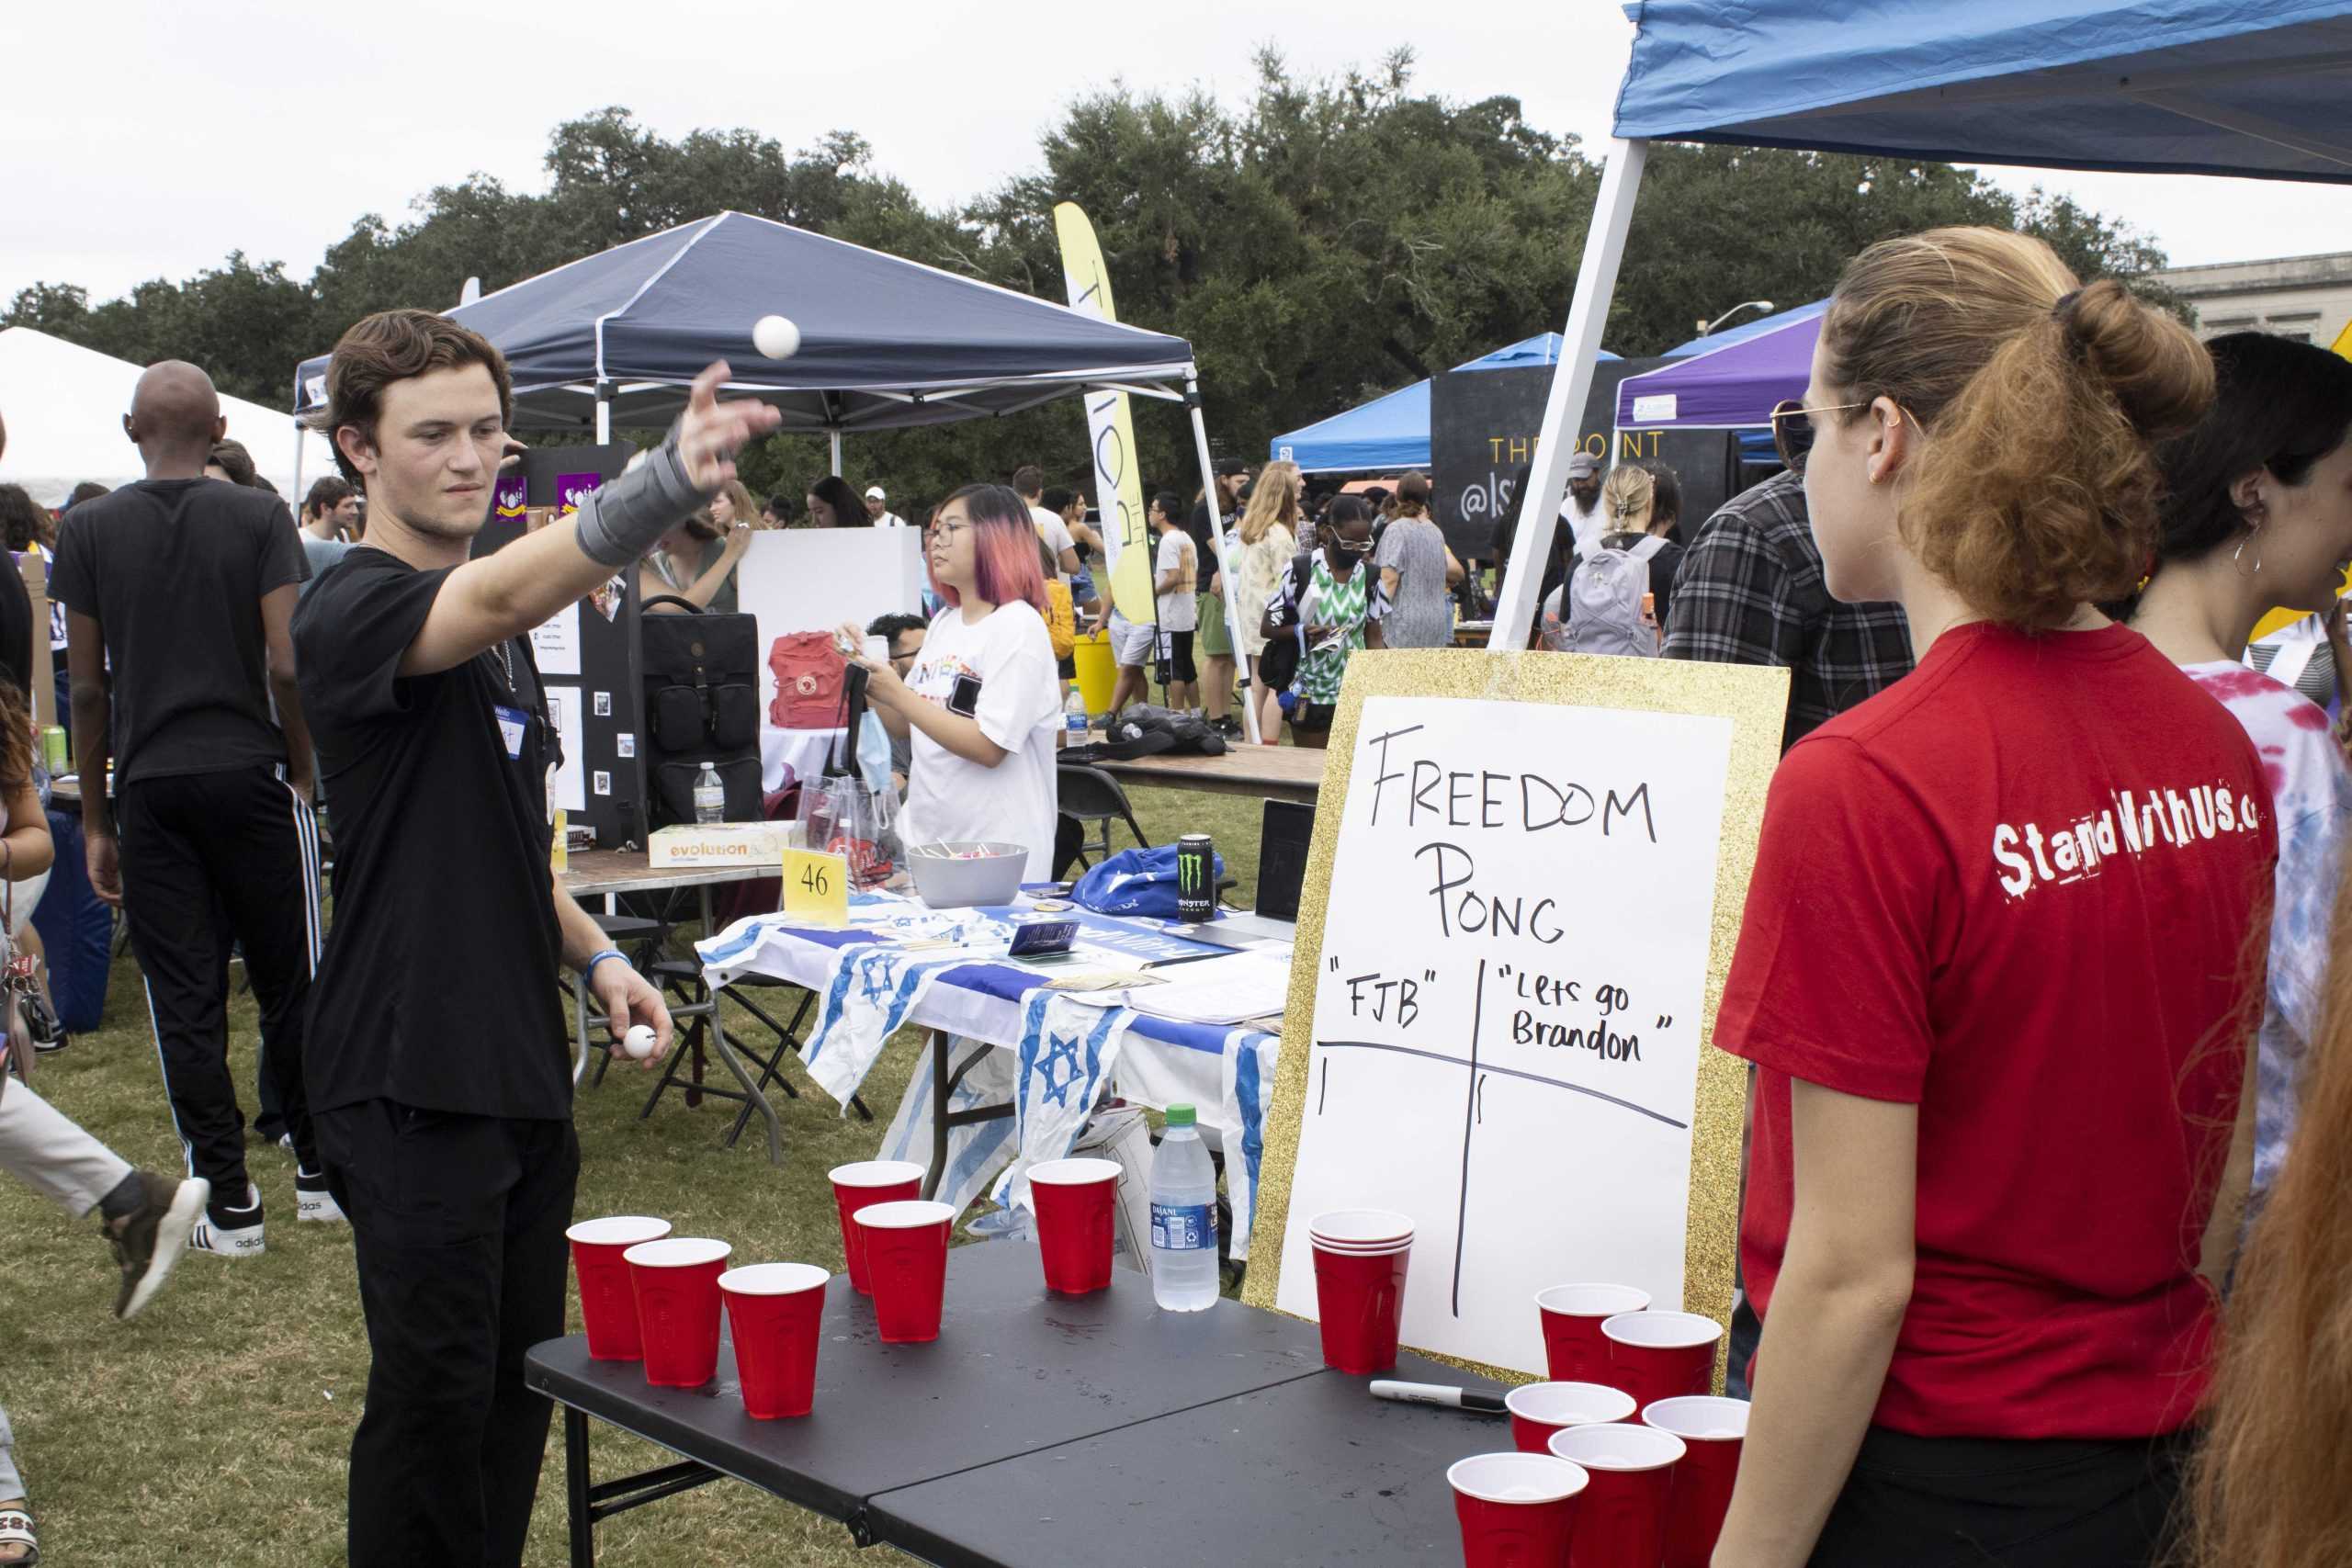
1031, 505, 1076, 583
899, 599, 1063, 882
2187, 660, 2352, 1200
1155, 530, 1198, 632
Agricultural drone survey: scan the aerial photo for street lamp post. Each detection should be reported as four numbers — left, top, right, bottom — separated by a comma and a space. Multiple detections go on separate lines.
1694, 299, 1775, 337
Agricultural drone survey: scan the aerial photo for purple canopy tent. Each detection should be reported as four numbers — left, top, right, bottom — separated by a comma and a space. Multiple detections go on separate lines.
1613, 311, 1822, 433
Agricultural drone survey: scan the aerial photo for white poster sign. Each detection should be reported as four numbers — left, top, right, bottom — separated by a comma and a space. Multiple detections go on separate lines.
531, 602, 582, 677
1270, 693, 1736, 1375
545, 682, 587, 814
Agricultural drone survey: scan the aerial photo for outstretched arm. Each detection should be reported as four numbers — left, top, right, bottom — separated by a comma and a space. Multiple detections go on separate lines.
398, 365, 778, 674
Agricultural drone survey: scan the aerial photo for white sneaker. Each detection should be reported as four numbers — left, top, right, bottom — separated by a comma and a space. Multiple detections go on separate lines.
295, 1169, 345, 1225
190, 1183, 266, 1257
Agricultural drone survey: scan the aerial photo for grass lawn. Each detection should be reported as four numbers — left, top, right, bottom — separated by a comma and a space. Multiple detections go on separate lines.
0, 782, 1265, 1566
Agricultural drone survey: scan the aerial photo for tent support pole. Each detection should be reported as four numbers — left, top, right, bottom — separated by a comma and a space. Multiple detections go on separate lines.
829, 430, 843, 477
1185, 378, 1261, 746
594, 380, 612, 446
292, 423, 305, 499
1490, 137, 1649, 650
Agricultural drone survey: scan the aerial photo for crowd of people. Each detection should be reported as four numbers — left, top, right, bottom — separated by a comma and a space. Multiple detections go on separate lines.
3, 212, 2352, 1568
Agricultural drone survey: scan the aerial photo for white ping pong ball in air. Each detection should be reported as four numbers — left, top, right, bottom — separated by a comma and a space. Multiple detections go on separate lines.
622, 1024, 659, 1060
752, 315, 801, 359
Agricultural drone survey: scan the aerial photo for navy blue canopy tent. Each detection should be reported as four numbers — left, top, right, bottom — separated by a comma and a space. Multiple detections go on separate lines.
1267, 335, 1618, 472
1491, 0, 2352, 648
293, 210, 1198, 440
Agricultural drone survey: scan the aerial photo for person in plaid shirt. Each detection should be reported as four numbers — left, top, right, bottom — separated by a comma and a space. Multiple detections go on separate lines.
1663, 468, 1913, 751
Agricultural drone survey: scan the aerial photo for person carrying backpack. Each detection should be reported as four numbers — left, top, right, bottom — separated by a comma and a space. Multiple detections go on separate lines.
1541, 463, 1684, 656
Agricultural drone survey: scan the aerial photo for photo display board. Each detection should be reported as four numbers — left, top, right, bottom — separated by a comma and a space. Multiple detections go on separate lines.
1243, 649, 1788, 1380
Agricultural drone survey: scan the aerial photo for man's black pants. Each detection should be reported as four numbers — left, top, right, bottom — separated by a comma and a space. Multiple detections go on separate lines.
118, 765, 322, 1202
318, 1100, 579, 1568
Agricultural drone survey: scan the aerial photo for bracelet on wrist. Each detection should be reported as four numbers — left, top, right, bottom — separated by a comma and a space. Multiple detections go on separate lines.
582, 948, 628, 981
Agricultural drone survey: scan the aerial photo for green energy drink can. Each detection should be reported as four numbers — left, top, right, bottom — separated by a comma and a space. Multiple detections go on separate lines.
1176, 833, 1214, 924
40, 726, 65, 777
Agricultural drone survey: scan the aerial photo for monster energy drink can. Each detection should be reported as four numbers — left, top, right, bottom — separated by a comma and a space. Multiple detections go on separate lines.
1176, 832, 1215, 924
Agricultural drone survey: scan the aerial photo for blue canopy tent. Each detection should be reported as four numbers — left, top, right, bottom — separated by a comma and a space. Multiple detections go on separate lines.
293, 210, 1199, 451
1491, 1, 2352, 647
1268, 335, 1616, 471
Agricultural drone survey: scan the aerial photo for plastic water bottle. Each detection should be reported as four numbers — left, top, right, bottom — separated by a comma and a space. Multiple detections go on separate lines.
1064, 686, 1090, 740
693, 761, 725, 824
1149, 1104, 1219, 1311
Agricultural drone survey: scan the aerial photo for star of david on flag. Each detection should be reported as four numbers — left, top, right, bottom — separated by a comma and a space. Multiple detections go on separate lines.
992, 991, 1134, 1212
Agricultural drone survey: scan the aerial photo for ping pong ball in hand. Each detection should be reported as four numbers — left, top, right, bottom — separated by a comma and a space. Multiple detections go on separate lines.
752, 315, 801, 359
622, 1024, 659, 1060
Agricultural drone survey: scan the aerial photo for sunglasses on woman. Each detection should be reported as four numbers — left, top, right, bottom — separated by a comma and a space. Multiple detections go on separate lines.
1769, 399, 1881, 474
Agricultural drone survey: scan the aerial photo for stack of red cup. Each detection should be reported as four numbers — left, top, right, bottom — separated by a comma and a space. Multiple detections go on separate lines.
1307, 1209, 1414, 1374
1546, 1421, 1688, 1568
1643, 1395, 1749, 1568
1025, 1157, 1121, 1295
1447, 1452, 1590, 1567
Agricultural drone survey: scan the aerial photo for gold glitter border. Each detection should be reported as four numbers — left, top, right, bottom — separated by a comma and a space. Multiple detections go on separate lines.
1240, 649, 1791, 1387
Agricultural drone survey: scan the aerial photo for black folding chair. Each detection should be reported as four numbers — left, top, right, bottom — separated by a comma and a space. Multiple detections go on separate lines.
1056, 763, 1151, 873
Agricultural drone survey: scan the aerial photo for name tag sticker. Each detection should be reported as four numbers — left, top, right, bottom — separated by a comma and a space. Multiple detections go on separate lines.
493, 704, 529, 759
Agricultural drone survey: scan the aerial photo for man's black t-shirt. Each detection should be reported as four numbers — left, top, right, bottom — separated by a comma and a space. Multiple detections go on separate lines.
294, 547, 569, 1120
49, 479, 306, 784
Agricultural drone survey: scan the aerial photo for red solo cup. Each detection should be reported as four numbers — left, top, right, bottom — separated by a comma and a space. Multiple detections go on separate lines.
567, 1215, 672, 1360
1308, 1208, 1415, 1247
1309, 1237, 1411, 1373
1027, 1157, 1121, 1295
1546, 1422, 1687, 1568
1505, 1382, 1637, 1455
1447, 1452, 1589, 1568
854, 1200, 956, 1343
1643, 1396, 1748, 1568
624, 1237, 733, 1388
1602, 1311, 1722, 1410
719, 1263, 831, 1419
830, 1160, 925, 1295
1534, 1283, 1650, 1384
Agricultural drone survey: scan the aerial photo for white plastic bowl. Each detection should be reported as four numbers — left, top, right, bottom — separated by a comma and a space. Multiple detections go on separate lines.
906, 840, 1028, 909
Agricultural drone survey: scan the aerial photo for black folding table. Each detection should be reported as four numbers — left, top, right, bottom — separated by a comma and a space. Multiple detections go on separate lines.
527, 1240, 1503, 1564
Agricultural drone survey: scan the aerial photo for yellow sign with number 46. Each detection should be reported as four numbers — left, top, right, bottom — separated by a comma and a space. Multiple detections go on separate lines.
781, 847, 849, 929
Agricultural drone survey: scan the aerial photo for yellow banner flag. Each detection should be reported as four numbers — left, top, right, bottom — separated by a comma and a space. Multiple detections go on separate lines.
1052, 203, 1156, 624
2335, 317, 2352, 361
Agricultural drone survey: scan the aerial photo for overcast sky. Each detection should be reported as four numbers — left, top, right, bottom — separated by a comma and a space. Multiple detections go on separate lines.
9, 0, 2352, 311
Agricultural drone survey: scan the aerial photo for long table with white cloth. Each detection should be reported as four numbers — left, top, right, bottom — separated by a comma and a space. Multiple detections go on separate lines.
695, 890, 1289, 1258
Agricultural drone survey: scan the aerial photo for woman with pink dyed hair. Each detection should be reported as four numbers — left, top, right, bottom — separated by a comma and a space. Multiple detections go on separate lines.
842, 483, 1062, 878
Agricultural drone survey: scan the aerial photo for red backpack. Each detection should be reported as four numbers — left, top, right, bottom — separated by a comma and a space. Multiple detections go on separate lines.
768, 631, 849, 729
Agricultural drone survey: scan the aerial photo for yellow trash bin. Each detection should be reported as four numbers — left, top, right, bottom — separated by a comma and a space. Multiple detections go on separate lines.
1071, 628, 1115, 718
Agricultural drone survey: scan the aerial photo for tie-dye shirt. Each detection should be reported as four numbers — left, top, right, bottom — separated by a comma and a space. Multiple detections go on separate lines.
2188, 661, 2352, 1198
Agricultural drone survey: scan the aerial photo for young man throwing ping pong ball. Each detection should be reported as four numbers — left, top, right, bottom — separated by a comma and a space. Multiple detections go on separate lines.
294, 310, 780, 1568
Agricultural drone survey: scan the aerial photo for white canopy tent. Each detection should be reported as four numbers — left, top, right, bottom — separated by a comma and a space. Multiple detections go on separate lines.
0, 326, 340, 508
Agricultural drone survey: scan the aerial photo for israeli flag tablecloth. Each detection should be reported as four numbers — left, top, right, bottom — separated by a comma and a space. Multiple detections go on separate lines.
695, 896, 1283, 1253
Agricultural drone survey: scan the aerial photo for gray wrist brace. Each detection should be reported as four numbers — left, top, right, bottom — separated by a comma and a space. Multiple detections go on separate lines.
571, 436, 707, 568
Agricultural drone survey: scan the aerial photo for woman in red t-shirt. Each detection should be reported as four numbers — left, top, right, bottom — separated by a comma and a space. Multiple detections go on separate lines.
1710, 229, 2273, 1568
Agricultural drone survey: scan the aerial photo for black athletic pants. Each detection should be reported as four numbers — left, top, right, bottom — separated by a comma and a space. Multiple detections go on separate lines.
118, 765, 322, 1205
319, 1101, 579, 1568
1810, 1426, 2187, 1567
